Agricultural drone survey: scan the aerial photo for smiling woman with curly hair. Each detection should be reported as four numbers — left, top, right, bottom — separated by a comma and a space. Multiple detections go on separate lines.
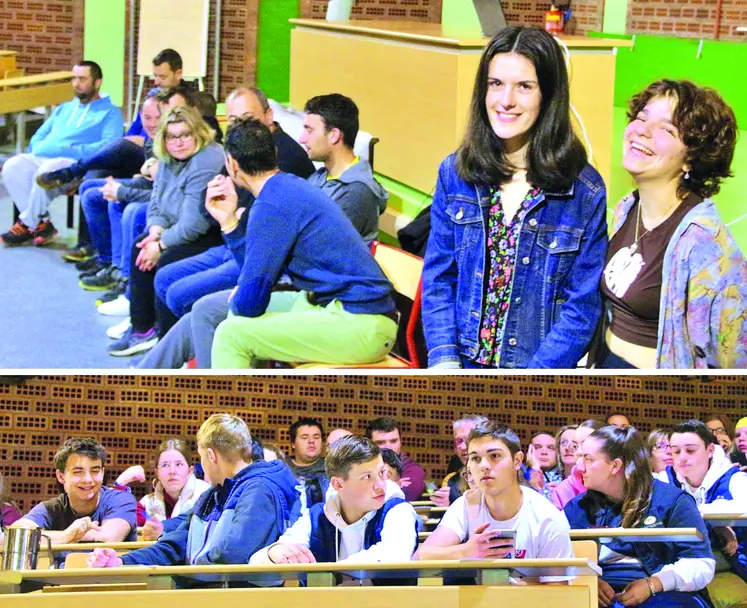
595, 79, 747, 369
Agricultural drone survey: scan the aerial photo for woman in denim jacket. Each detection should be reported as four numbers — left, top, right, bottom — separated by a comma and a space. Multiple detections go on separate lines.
422, 26, 608, 369
597, 80, 746, 369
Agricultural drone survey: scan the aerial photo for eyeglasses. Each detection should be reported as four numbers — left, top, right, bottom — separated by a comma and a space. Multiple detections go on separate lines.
158, 461, 188, 470
165, 132, 193, 143
710, 427, 727, 436
559, 439, 573, 448
652, 443, 671, 452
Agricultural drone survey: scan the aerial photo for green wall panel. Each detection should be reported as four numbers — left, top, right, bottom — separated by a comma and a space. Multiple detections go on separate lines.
256, 0, 300, 103
84, 0, 126, 108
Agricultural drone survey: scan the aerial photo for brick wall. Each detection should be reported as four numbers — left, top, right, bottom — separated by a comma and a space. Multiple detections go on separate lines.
1, 374, 745, 512
124, 0, 259, 111
0, 0, 84, 74
627, 0, 747, 41
301, 0, 442, 21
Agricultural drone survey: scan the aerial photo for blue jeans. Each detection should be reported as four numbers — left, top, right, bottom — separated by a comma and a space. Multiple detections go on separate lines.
116, 202, 147, 291
81, 179, 137, 265
69, 138, 146, 180
154, 245, 239, 318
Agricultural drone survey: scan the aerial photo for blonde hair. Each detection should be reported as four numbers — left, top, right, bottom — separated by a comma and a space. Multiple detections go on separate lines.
154, 438, 193, 467
196, 414, 252, 462
153, 105, 215, 161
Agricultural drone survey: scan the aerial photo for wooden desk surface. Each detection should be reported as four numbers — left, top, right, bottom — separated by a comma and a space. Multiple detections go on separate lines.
703, 514, 747, 527
419, 528, 703, 542
0, 71, 73, 87
289, 19, 633, 50
9, 559, 601, 588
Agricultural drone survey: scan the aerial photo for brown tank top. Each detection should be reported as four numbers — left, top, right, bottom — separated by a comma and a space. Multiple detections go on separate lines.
600, 192, 701, 348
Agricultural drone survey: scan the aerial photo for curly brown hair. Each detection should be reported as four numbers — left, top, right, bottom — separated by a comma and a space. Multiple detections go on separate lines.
627, 79, 738, 199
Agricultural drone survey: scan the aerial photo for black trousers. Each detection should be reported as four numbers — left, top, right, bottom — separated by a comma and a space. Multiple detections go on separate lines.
129, 230, 223, 333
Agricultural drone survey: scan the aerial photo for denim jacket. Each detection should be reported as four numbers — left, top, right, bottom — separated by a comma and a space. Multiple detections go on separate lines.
422, 153, 608, 368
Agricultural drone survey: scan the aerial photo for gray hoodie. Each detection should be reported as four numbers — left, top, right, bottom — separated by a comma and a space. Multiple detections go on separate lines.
306, 158, 389, 244
146, 142, 225, 248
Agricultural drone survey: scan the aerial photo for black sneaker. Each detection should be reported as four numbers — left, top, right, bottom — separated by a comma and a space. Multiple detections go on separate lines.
61, 245, 95, 263
75, 256, 102, 272
108, 326, 158, 357
32, 219, 58, 246
1, 221, 34, 246
96, 280, 127, 305
36, 166, 82, 190
78, 259, 107, 279
80, 265, 122, 291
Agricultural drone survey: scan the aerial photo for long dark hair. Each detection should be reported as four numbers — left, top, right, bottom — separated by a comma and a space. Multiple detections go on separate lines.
457, 26, 587, 191
588, 426, 652, 528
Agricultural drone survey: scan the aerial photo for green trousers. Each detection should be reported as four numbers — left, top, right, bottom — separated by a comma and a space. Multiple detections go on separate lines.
211, 291, 398, 369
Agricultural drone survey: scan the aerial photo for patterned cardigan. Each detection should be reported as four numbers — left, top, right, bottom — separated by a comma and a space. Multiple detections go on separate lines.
610, 194, 747, 369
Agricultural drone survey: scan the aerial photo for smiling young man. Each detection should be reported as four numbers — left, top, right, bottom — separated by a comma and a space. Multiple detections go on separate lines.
655, 419, 747, 583
16, 438, 136, 543
415, 422, 572, 582
250, 435, 417, 566
365, 417, 426, 501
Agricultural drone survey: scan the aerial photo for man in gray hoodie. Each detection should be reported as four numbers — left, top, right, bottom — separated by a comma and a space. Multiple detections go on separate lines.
300, 94, 388, 245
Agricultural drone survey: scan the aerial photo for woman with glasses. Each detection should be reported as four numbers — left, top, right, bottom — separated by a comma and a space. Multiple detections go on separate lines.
556, 424, 578, 478
114, 438, 210, 540
108, 105, 226, 356
550, 419, 606, 509
647, 429, 673, 473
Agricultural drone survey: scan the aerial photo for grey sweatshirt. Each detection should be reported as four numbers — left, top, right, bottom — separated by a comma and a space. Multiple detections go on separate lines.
306, 158, 389, 244
146, 142, 225, 248
118, 139, 155, 204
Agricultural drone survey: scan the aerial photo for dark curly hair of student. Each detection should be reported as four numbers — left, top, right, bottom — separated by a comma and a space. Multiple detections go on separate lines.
588, 426, 652, 528
627, 79, 737, 199
457, 26, 587, 192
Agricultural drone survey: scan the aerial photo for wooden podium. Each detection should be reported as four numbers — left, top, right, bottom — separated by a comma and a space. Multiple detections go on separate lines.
289, 20, 631, 195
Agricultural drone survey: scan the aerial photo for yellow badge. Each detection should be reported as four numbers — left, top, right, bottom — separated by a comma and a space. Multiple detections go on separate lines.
644, 516, 656, 526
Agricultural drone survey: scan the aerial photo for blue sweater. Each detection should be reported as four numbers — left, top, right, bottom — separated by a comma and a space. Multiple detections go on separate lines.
224, 172, 395, 318
121, 460, 299, 566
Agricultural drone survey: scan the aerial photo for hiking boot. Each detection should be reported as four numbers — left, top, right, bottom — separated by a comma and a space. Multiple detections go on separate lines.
98, 294, 130, 316
1, 221, 34, 246
61, 245, 95, 263
32, 219, 58, 246
108, 326, 158, 357
36, 166, 82, 190
80, 265, 122, 291
96, 280, 127, 306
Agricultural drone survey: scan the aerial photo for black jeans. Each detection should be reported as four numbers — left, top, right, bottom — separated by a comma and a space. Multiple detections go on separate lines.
596, 343, 638, 369
129, 230, 223, 333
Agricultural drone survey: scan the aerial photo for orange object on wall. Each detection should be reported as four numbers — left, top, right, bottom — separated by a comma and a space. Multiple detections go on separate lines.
545, 5, 565, 35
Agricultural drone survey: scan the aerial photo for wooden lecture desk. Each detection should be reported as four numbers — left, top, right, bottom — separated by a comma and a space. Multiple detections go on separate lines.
289, 20, 632, 201
703, 514, 747, 527
0, 559, 601, 608
418, 527, 705, 542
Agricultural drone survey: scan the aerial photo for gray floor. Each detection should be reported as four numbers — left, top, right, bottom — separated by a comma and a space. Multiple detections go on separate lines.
0, 165, 131, 369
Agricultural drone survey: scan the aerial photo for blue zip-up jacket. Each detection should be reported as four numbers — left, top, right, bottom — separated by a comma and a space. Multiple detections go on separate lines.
121, 460, 300, 566
223, 172, 395, 318
29, 95, 124, 160
663, 465, 747, 581
422, 154, 608, 368
564, 479, 715, 600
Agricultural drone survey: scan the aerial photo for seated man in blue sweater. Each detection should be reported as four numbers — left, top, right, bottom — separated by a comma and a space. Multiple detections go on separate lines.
86, 413, 300, 569
250, 435, 418, 566
207, 117, 398, 368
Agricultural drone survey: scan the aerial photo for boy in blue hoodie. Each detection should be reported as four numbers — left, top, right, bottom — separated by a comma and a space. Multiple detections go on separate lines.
86, 413, 300, 572
250, 435, 418, 568
1, 61, 124, 246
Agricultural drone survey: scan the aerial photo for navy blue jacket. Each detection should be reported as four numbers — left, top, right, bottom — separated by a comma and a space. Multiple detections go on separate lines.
122, 460, 299, 566
564, 480, 713, 602
422, 153, 608, 368
665, 465, 747, 581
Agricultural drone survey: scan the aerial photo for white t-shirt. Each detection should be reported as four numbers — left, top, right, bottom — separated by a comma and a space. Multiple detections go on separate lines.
438, 485, 573, 581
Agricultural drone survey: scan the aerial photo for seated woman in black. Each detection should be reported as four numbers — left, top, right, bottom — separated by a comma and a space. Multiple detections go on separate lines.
564, 426, 715, 608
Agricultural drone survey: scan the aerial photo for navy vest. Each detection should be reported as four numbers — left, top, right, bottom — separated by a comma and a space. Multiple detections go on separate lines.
665, 465, 747, 582
307, 496, 415, 563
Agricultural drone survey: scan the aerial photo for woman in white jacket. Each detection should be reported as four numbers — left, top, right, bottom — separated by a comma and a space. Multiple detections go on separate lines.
115, 438, 210, 540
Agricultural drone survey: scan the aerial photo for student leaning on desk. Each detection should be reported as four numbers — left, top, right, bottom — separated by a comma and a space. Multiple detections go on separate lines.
86, 414, 299, 570
565, 425, 715, 608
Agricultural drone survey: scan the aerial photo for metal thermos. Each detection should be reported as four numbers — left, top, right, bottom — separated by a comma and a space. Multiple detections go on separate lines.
1, 527, 54, 570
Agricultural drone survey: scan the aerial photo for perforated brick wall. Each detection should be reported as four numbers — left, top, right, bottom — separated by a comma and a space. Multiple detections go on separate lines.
627, 0, 747, 40
0, 0, 85, 74
1, 375, 744, 513
300, 0, 442, 21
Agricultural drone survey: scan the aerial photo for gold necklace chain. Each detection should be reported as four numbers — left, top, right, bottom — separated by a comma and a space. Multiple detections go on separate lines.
631, 198, 682, 253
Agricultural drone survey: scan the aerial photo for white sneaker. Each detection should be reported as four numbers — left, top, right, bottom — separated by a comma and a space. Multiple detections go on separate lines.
107, 317, 131, 340
98, 294, 130, 316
